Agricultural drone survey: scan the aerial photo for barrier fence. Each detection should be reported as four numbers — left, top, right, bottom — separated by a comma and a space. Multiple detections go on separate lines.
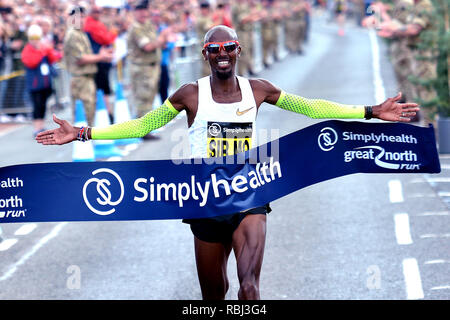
0, 26, 291, 122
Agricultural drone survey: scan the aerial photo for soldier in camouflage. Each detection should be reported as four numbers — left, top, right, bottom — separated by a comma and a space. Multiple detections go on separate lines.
63, 4, 113, 126
285, 0, 307, 55
196, 2, 215, 77
377, 0, 438, 122
127, 1, 167, 119
232, 0, 256, 76
261, 0, 276, 68
387, 0, 415, 103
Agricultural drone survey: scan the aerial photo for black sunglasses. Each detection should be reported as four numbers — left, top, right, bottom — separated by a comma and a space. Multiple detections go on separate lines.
203, 41, 240, 54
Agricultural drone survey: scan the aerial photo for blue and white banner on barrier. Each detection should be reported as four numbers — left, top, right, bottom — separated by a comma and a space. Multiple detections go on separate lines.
0, 121, 441, 223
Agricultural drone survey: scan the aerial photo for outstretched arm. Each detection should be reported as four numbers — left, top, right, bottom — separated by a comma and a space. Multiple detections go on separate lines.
35, 99, 180, 145
252, 79, 419, 122
275, 91, 419, 122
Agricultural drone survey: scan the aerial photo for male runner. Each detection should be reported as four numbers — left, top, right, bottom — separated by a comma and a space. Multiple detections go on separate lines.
36, 26, 419, 300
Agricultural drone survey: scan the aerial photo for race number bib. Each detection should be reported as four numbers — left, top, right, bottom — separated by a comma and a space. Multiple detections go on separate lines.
207, 122, 253, 158
40, 63, 50, 76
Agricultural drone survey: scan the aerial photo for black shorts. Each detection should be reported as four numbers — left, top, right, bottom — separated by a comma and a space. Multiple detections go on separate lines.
183, 204, 271, 243
94, 64, 112, 95
31, 87, 53, 120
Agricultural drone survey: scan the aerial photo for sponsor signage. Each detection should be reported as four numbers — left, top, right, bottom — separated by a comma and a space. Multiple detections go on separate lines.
0, 121, 440, 223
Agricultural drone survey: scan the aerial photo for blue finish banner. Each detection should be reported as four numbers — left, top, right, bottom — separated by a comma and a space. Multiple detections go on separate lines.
0, 121, 441, 223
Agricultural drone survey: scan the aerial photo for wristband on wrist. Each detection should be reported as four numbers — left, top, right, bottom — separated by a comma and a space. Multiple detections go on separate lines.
364, 106, 373, 120
76, 126, 90, 142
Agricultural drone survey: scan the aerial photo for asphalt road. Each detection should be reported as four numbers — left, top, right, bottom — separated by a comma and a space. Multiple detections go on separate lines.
0, 13, 449, 300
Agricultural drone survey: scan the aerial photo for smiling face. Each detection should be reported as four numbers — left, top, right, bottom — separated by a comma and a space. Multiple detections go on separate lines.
202, 26, 241, 80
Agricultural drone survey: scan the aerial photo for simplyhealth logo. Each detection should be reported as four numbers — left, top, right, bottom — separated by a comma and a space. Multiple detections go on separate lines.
83, 168, 124, 216
318, 127, 338, 152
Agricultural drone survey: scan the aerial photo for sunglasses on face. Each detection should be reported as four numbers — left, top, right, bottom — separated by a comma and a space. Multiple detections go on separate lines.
203, 40, 240, 54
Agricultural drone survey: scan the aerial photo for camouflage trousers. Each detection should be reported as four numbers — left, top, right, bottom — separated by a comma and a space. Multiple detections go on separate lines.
262, 27, 276, 65
390, 41, 415, 102
70, 74, 96, 126
129, 63, 161, 118
237, 29, 252, 76
411, 50, 437, 105
286, 20, 306, 53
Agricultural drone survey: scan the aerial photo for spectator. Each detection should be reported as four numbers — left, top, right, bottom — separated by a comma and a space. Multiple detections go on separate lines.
212, 2, 233, 28
84, 4, 117, 122
158, 13, 176, 103
6, 15, 27, 117
127, 0, 167, 125
196, 1, 214, 77
63, 4, 113, 126
21, 24, 61, 136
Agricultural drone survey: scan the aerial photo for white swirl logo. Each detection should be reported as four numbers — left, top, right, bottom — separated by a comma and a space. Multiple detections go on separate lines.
208, 123, 221, 137
82, 168, 124, 216
318, 127, 338, 151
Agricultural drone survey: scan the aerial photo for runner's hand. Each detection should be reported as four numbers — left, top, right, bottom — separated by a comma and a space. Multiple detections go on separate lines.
35, 114, 78, 145
374, 92, 420, 122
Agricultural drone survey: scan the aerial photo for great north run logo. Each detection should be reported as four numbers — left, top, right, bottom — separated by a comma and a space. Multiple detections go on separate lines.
345, 146, 420, 170
317, 127, 421, 170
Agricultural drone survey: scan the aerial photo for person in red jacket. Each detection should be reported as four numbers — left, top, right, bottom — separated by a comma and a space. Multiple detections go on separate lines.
21, 24, 62, 137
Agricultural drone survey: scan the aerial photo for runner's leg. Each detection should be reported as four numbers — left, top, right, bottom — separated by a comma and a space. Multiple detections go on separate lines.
232, 214, 267, 300
194, 236, 232, 300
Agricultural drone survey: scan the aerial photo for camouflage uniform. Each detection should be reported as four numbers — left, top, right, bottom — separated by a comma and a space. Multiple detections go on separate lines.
233, 2, 253, 76
389, 0, 415, 102
295, 1, 307, 54
286, 0, 306, 54
285, 3, 297, 53
406, 0, 437, 112
261, 4, 275, 66
63, 27, 97, 126
196, 13, 214, 77
127, 19, 161, 117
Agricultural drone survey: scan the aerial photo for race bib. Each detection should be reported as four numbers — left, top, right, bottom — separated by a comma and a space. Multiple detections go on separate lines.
207, 121, 253, 157
40, 63, 50, 76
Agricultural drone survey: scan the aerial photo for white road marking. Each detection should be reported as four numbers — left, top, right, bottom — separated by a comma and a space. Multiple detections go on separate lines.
389, 180, 404, 203
419, 233, 450, 239
424, 259, 450, 265
438, 192, 450, 197
0, 222, 67, 281
402, 258, 424, 300
394, 213, 413, 245
424, 177, 450, 183
368, 29, 386, 103
0, 239, 18, 251
408, 193, 436, 198
416, 211, 449, 216
14, 223, 37, 236
430, 285, 450, 291
0, 125, 25, 138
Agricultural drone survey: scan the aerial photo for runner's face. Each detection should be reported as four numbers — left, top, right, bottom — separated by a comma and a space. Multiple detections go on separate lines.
203, 33, 240, 80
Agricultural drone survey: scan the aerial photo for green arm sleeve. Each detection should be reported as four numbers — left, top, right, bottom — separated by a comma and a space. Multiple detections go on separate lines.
91, 99, 180, 140
275, 91, 365, 119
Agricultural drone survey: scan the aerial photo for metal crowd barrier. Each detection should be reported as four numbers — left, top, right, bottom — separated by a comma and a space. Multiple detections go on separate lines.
0, 63, 71, 121
0, 25, 288, 121
0, 70, 30, 116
